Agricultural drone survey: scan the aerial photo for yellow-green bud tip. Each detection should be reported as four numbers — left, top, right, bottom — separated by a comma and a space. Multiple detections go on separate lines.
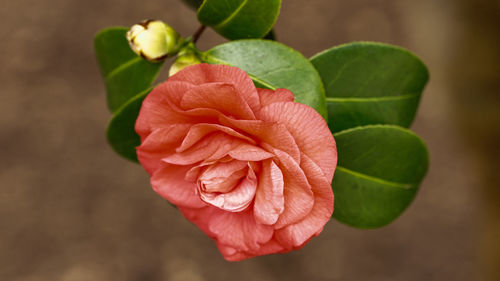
126, 20, 181, 62
169, 49, 202, 76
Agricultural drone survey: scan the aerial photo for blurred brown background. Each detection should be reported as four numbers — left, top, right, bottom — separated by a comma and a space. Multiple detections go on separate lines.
1, 0, 499, 280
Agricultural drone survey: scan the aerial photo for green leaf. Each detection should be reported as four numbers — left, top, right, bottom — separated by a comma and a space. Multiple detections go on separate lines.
94, 27, 163, 113
310, 42, 429, 133
107, 88, 151, 162
331, 125, 429, 228
197, 0, 281, 40
200, 39, 327, 118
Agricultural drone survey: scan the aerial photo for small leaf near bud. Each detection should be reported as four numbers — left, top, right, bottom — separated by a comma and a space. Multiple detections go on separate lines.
126, 20, 181, 62
169, 48, 202, 76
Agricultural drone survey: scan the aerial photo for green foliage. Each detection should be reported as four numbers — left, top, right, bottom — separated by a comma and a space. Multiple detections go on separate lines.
197, 0, 281, 40
95, 27, 164, 161
200, 39, 327, 119
107, 89, 150, 162
310, 42, 429, 133
94, 27, 164, 113
331, 125, 429, 228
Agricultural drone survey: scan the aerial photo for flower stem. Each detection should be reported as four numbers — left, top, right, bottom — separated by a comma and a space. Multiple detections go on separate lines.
192, 25, 206, 44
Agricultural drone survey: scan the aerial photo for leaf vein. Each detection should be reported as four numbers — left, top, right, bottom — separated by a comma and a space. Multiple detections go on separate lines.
335, 166, 416, 189
105, 57, 142, 80
325, 55, 365, 92
213, 0, 249, 28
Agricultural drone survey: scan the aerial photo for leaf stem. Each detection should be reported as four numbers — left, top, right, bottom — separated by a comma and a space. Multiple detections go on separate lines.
192, 25, 206, 44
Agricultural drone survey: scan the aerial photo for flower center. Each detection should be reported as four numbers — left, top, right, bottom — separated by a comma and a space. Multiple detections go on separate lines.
198, 162, 247, 194
196, 160, 257, 212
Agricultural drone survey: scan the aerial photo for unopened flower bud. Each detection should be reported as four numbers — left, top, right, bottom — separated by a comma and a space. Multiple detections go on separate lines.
169, 49, 202, 76
126, 20, 181, 62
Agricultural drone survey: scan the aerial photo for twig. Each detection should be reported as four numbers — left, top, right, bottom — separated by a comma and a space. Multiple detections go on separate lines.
192, 25, 207, 44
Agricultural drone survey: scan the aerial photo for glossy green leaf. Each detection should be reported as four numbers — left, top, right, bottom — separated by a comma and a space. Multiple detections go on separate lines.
310, 42, 429, 132
107, 88, 151, 162
197, 0, 281, 40
94, 27, 163, 113
200, 39, 327, 118
332, 125, 429, 228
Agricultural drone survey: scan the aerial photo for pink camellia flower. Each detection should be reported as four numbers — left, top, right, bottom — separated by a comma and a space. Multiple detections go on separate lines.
135, 63, 337, 261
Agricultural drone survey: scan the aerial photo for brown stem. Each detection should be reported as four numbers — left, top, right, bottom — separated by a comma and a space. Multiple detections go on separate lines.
192, 25, 207, 44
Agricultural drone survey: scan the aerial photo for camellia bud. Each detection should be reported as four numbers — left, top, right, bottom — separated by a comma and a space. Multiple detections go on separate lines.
126, 20, 181, 62
168, 48, 202, 76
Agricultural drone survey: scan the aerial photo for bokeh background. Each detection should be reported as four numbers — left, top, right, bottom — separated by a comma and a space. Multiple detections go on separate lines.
1, 0, 499, 280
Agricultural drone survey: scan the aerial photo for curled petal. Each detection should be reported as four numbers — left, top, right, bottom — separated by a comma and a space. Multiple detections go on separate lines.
253, 160, 285, 225
259, 102, 337, 181
272, 149, 315, 229
276, 154, 334, 248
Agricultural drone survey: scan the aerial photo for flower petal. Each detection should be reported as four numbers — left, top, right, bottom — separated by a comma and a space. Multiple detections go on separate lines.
228, 143, 275, 161
275, 154, 334, 248
180, 82, 256, 120
217, 238, 285, 261
253, 160, 284, 225
258, 88, 295, 107
177, 123, 256, 153
135, 81, 195, 137
139, 125, 191, 153
162, 132, 242, 165
184, 156, 234, 182
179, 206, 274, 255
272, 149, 315, 229
151, 163, 206, 208
219, 115, 301, 163
259, 102, 337, 181
136, 124, 191, 175
169, 64, 261, 114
